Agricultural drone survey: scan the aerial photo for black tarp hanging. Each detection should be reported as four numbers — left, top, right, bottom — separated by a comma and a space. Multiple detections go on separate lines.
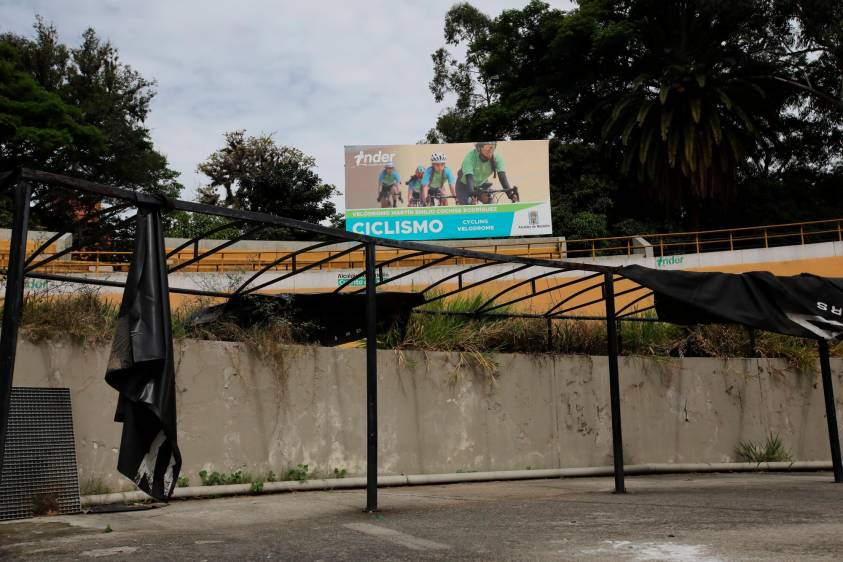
189, 292, 425, 346
618, 265, 843, 340
104, 208, 181, 501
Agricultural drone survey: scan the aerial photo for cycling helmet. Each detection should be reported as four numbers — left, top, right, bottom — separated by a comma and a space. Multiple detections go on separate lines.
416, 165, 425, 173
430, 152, 447, 164
384, 161, 395, 167
475, 142, 497, 150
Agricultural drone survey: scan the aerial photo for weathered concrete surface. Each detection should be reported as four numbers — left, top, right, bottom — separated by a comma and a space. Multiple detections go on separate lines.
12, 340, 843, 490
1, 472, 842, 561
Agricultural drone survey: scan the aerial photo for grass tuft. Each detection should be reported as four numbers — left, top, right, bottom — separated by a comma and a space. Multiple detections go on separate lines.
19, 289, 118, 345
6, 291, 839, 372
736, 434, 793, 463
79, 474, 112, 496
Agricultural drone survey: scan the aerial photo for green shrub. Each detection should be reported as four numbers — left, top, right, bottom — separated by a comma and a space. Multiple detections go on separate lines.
284, 464, 311, 482
736, 434, 793, 463
198, 469, 246, 486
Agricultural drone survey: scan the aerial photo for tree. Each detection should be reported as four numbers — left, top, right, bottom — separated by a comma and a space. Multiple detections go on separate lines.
0, 40, 105, 230
197, 131, 338, 238
0, 17, 182, 234
0, 43, 103, 174
428, 1, 843, 233
598, 1, 790, 224
770, 0, 843, 112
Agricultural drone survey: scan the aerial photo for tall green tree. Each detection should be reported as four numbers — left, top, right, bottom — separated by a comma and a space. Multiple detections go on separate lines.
197, 130, 338, 239
429, 0, 843, 233
0, 43, 103, 174
1, 17, 181, 234
598, 1, 789, 223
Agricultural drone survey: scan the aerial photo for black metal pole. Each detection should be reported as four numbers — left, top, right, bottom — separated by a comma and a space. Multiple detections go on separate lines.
616, 320, 623, 355
818, 339, 843, 483
365, 242, 379, 511
0, 180, 33, 477
604, 273, 626, 493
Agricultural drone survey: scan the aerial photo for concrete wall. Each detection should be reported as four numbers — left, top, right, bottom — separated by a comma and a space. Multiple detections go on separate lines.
12, 339, 843, 491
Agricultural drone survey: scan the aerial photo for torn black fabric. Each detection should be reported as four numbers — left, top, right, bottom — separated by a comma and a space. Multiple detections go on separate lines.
105, 208, 181, 501
618, 265, 843, 340
190, 292, 425, 346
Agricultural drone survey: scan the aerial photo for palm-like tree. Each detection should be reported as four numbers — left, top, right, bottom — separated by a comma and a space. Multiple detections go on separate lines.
599, 1, 784, 217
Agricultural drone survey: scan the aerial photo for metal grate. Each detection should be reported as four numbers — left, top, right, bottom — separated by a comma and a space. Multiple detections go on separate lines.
0, 387, 81, 520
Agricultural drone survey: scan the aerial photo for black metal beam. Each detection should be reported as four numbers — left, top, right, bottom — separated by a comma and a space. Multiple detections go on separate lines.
549, 296, 607, 317
7, 270, 234, 299
364, 242, 379, 512
480, 272, 604, 315
544, 280, 605, 316
475, 270, 577, 313
234, 240, 340, 294
604, 273, 626, 493
240, 243, 366, 296
166, 220, 247, 258
422, 264, 534, 305
168, 224, 267, 273
24, 213, 138, 273
617, 304, 656, 319
819, 339, 843, 483
615, 289, 654, 316
419, 262, 499, 294
0, 180, 32, 478
335, 250, 431, 293
349, 254, 454, 295
17, 169, 614, 274
23, 202, 129, 267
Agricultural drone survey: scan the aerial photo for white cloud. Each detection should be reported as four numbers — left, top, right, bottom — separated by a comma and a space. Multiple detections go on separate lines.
1, 0, 574, 212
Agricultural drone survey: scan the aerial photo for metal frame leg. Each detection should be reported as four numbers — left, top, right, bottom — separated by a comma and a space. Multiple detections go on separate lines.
818, 340, 843, 483
365, 242, 379, 511
604, 273, 626, 493
0, 180, 33, 477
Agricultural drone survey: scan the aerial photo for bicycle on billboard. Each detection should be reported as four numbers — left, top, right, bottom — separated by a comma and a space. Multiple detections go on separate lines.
454, 142, 520, 205
376, 162, 403, 208
374, 143, 522, 208
405, 166, 425, 208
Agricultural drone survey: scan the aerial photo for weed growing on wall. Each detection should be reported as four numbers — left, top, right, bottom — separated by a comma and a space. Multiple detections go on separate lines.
198, 469, 249, 486
19, 288, 118, 346
79, 474, 113, 496
8, 291, 841, 369
736, 434, 793, 463
284, 464, 311, 482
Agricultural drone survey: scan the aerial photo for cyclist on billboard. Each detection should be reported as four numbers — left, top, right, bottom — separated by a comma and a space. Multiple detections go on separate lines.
455, 142, 517, 204
421, 153, 456, 206
376, 161, 402, 208
405, 165, 425, 207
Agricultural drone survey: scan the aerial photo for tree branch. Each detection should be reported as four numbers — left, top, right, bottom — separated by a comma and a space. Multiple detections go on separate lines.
765, 76, 843, 109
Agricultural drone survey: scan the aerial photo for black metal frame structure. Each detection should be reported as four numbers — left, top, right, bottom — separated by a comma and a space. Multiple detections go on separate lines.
0, 168, 840, 513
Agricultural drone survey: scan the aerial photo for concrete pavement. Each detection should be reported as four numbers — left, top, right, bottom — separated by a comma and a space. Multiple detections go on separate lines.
1, 472, 842, 561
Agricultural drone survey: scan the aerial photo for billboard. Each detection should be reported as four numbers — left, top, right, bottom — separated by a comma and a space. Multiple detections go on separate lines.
344, 140, 552, 240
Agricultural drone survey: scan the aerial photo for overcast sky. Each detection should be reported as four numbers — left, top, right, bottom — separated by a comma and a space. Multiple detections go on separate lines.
2, 0, 573, 212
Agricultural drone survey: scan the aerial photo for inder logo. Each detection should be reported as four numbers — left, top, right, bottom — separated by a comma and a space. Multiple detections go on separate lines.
353, 150, 396, 167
